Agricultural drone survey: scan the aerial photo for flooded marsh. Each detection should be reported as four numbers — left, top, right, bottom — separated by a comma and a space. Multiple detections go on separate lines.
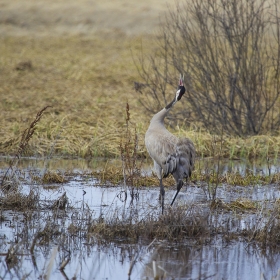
0, 157, 280, 279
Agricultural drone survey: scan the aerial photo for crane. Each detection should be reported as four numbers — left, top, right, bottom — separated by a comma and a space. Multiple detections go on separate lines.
145, 74, 195, 212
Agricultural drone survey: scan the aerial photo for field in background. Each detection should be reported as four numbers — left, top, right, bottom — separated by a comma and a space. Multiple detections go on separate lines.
0, 0, 167, 157
0, 0, 176, 36
0, 0, 279, 160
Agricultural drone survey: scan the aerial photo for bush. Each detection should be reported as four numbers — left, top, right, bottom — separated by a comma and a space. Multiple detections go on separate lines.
137, 0, 280, 136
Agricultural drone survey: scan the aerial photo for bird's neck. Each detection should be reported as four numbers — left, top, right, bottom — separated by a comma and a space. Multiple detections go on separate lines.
150, 97, 177, 124
165, 97, 177, 110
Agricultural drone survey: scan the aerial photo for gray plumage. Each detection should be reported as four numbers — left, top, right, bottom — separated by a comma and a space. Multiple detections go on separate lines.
145, 75, 195, 210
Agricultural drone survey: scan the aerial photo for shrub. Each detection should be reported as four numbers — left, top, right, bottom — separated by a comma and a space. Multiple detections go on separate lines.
137, 0, 280, 136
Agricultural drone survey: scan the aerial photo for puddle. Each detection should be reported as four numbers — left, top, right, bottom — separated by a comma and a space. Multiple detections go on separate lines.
0, 156, 280, 279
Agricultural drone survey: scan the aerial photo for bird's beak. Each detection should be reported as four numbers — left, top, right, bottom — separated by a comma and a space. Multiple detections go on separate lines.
179, 74, 184, 86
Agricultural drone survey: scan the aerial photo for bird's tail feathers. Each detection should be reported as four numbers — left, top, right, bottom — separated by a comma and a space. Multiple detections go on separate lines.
162, 138, 195, 179
176, 138, 195, 178
163, 153, 177, 178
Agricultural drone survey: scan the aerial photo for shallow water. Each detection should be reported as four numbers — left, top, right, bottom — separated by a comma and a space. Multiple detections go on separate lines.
0, 156, 280, 279
9, 238, 279, 280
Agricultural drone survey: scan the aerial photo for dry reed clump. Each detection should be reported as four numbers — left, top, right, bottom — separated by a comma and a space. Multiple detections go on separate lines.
211, 198, 257, 212
35, 222, 61, 245
51, 192, 68, 210
67, 223, 79, 236
88, 205, 207, 241
238, 200, 280, 249
0, 106, 49, 211
0, 178, 19, 194
42, 171, 67, 184
255, 223, 280, 249
0, 189, 38, 211
249, 208, 280, 249
5, 244, 20, 270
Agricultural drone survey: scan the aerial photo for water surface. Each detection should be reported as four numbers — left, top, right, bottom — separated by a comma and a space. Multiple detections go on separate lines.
0, 156, 280, 279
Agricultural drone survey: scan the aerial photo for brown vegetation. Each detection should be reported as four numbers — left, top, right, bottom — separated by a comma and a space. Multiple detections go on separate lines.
88, 205, 207, 241
137, 0, 280, 136
0, 1, 280, 160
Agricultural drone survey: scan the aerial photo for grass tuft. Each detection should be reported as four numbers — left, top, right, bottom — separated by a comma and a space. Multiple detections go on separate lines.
211, 198, 257, 212
0, 189, 38, 211
88, 205, 207, 241
1, 106, 51, 191
42, 171, 67, 184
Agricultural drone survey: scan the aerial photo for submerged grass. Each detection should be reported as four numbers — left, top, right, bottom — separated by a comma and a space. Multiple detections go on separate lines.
92, 166, 176, 187
91, 164, 280, 187
192, 170, 280, 187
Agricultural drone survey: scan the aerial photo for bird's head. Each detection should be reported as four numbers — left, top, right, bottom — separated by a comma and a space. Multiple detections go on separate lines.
176, 74, 185, 101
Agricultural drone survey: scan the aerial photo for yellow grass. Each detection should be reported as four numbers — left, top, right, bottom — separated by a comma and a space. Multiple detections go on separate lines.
0, 0, 279, 160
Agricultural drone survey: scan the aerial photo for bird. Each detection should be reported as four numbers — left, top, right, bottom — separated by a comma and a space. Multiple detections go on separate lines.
145, 74, 195, 213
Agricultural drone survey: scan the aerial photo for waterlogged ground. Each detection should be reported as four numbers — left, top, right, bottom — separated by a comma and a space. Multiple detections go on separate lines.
0, 157, 280, 279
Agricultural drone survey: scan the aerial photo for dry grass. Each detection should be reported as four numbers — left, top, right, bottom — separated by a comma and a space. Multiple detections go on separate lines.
178, 129, 280, 160
211, 198, 258, 212
88, 205, 207, 241
92, 163, 280, 187
192, 170, 280, 186
0, 31, 279, 160
0, 189, 38, 211
42, 171, 67, 184
0, 0, 177, 37
0, 34, 147, 157
242, 201, 280, 249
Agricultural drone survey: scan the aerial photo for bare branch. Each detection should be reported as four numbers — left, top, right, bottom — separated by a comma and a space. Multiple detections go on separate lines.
135, 0, 280, 136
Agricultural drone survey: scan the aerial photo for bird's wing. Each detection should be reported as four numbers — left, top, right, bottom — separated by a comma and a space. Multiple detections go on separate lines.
173, 138, 196, 181
145, 130, 196, 181
162, 152, 178, 178
145, 130, 178, 177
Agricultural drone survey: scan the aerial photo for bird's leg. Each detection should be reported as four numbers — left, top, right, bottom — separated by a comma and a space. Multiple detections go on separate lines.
171, 180, 183, 206
159, 178, 165, 214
